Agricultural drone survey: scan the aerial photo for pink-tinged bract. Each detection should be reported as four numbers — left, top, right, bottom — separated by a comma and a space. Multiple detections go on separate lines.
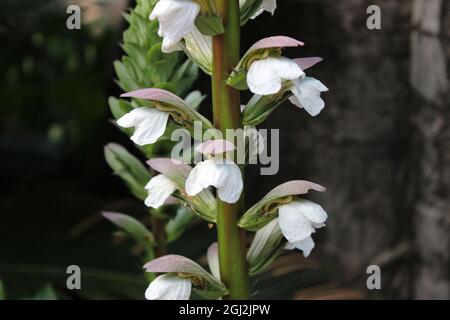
121, 88, 186, 107
293, 57, 324, 71
196, 139, 236, 155
246, 36, 304, 55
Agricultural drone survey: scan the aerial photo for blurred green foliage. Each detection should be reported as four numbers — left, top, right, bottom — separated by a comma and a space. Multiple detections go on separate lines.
0, 0, 117, 149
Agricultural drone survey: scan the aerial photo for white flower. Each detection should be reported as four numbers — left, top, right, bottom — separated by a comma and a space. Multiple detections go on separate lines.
144, 174, 178, 209
247, 57, 304, 95
185, 140, 243, 203
247, 57, 328, 116
289, 77, 329, 116
145, 274, 191, 300
278, 199, 328, 257
186, 158, 243, 203
117, 107, 169, 146
240, 0, 277, 19
150, 0, 201, 53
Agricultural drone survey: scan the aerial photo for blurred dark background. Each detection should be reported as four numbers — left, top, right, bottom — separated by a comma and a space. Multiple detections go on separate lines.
0, 0, 448, 299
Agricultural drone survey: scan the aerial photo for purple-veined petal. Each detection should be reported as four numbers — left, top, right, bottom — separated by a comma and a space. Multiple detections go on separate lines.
246, 36, 304, 55
196, 139, 236, 156
293, 57, 323, 71
121, 88, 186, 106
148, 158, 192, 183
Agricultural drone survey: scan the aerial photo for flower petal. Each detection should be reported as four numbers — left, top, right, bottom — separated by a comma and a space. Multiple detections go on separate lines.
207, 242, 220, 280
261, 0, 277, 14
144, 174, 178, 209
186, 158, 243, 203
117, 107, 169, 146
291, 236, 315, 258
216, 159, 244, 203
121, 88, 214, 129
116, 107, 147, 128
145, 274, 191, 300
279, 202, 315, 243
294, 199, 328, 224
249, 0, 277, 19
247, 57, 304, 95
149, 0, 200, 53
290, 77, 329, 116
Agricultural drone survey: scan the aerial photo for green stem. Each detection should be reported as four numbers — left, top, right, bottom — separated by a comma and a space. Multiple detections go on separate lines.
211, 0, 250, 300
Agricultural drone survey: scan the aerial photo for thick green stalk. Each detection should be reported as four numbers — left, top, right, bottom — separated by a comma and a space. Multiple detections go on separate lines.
211, 0, 250, 299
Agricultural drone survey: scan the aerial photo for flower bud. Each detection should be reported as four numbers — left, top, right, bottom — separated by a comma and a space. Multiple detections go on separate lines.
247, 219, 285, 275
104, 143, 151, 200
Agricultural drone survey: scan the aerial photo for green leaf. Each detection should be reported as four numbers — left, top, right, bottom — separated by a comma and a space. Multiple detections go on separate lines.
247, 220, 285, 275
104, 143, 151, 200
165, 207, 197, 243
108, 96, 133, 120
195, 15, 224, 36
0, 279, 5, 300
242, 93, 290, 126
31, 284, 58, 300
226, 69, 249, 90
103, 212, 155, 262
240, 0, 263, 25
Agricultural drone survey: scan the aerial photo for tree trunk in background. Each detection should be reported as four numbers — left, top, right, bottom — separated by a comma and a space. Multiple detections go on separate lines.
410, 0, 449, 299
244, 0, 449, 298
